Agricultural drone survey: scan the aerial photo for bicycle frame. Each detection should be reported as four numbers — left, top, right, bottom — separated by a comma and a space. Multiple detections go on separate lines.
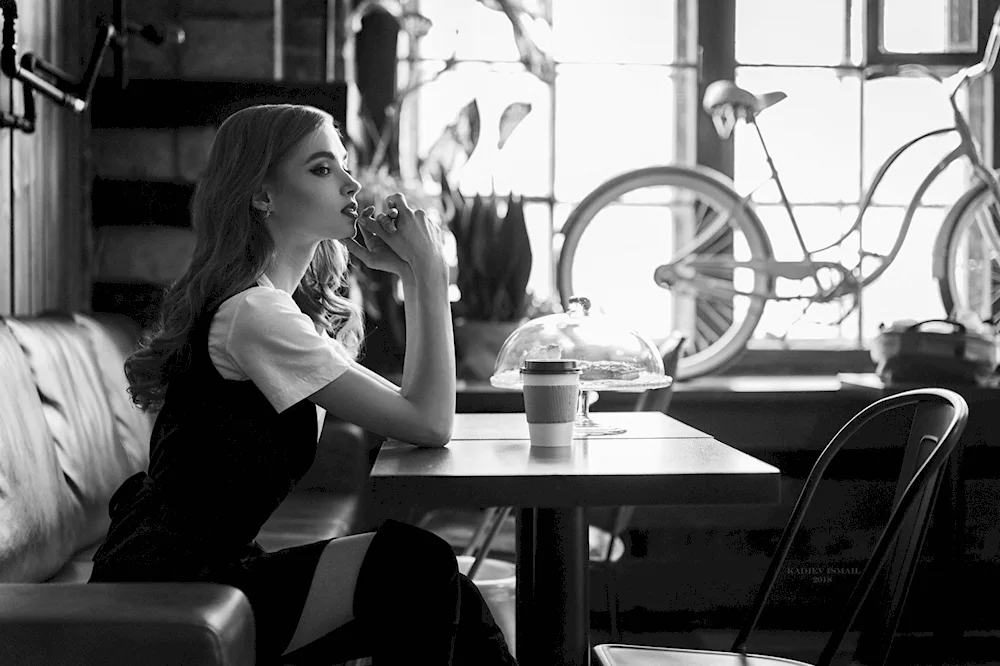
663, 66, 1000, 306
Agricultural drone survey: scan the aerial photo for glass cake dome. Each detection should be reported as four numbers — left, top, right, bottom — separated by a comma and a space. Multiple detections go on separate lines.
491, 296, 672, 392
490, 296, 672, 435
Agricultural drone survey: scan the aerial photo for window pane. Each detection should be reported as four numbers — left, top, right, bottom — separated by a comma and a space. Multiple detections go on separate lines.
557, 201, 679, 340
554, 64, 695, 202
862, 73, 971, 206
860, 207, 948, 339
416, 0, 525, 61
881, 0, 977, 54
524, 202, 555, 301
402, 61, 553, 198
736, 0, 847, 66
552, 0, 689, 65
734, 68, 861, 205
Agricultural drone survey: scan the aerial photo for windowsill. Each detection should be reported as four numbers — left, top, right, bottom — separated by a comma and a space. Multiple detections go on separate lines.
719, 344, 877, 376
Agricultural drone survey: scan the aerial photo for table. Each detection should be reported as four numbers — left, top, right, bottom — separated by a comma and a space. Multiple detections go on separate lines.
370, 412, 781, 666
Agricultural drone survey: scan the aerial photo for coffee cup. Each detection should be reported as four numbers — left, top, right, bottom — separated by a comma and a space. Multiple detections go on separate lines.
521, 359, 581, 447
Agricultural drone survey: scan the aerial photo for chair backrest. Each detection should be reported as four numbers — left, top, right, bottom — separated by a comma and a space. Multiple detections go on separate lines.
634, 332, 686, 414
731, 388, 968, 666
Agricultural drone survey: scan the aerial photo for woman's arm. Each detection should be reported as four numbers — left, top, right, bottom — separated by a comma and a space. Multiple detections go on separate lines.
349, 360, 400, 392
309, 270, 453, 446
310, 196, 455, 447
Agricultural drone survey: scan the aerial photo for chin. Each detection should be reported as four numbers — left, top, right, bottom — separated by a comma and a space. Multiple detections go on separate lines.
330, 225, 356, 241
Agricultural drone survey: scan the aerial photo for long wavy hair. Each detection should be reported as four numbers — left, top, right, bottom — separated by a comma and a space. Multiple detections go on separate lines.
125, 104, 364, 412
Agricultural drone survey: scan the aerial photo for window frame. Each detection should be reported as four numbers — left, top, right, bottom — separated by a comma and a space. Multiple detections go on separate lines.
864, 0, 993, 67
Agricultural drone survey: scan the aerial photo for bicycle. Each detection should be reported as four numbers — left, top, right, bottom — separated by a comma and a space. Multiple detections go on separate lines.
556, 7, 1000, 381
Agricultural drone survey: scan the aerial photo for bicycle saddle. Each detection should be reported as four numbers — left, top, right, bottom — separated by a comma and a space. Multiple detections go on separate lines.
702, 80, 787, 137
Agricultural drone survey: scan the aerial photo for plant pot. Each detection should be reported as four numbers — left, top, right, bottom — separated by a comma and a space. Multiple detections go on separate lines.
454, 319, 522, 381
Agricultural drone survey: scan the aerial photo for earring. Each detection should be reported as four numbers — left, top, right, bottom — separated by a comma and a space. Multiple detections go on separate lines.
261, 203, 272, 218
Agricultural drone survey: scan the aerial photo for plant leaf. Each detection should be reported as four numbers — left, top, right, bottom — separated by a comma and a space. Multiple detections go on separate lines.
400, 11, 432, 40
419, 98, 481, 186
440, 168, 465, 247
476, 0, 547, 20
497, 102, 532, 150
456, 98, 481, 156
497, 193, 532, 318
478, 1, 554, 85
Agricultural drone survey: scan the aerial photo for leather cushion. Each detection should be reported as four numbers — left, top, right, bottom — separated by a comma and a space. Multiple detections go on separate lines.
255, 491, 359, 551
72, 313, 153, 475
5, 315, 137, 557
0, 321, 77, 582
44, 492, 361, 583
45, 543, 101, 584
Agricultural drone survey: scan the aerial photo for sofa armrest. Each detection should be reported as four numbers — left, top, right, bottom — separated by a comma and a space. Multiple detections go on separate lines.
0, 583, 255, 666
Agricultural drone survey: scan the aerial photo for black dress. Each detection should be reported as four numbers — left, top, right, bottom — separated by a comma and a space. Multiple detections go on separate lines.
89, 304, 338, 659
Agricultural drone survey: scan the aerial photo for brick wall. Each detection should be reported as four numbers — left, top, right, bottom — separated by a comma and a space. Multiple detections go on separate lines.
89, 0, 327, 186
87, 0, 335, 307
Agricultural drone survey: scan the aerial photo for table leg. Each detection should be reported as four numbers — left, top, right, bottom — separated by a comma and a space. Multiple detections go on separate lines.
516, 508, 535, 658
532, 507, 589, 666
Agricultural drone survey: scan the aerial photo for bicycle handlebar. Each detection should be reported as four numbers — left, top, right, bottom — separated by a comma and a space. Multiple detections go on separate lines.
984, 6, 1000, 74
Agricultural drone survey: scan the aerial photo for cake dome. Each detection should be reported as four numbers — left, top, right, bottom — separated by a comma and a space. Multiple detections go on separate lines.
490, 296, 672, 392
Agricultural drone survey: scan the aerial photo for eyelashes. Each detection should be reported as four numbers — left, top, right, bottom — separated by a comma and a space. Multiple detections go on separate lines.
310, 164, 352, 176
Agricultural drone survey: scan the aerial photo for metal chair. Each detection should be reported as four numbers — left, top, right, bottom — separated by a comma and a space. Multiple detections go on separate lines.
593, 387, 968, 666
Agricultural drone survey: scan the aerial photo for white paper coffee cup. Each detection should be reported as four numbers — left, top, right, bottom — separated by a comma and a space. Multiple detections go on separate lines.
521, 359, 581, 447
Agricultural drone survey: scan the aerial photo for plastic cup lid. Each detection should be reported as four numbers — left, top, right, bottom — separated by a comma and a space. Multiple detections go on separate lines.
520, 359, 581, 374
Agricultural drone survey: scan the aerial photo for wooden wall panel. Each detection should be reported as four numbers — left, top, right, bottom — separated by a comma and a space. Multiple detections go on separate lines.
4, 0, 86, 315
0, 77, 11, 315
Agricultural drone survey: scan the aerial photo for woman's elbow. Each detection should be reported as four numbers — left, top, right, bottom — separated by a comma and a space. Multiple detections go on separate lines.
412, 421, 453, 447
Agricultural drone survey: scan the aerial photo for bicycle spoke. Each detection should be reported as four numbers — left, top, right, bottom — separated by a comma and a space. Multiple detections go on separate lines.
694, 317, 717, 352
698, 297, 734, 338
942, 185, 1000, 324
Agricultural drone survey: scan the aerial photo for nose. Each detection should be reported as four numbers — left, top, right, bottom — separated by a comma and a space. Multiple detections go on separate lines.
342, 172, 360, 197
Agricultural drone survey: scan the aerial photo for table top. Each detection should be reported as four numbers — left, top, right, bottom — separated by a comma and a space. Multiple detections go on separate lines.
371, 412, 781, 507
449, 411, 711, 440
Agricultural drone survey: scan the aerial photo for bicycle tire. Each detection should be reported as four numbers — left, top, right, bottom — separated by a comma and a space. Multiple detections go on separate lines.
936, 179, 1000, 324
557, 165, 774, 380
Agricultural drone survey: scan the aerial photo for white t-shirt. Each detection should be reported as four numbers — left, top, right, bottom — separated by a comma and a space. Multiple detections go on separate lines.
208, 274, 352, 435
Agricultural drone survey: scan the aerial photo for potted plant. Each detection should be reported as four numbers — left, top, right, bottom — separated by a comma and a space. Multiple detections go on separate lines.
422, 96, 539, 379
445, 183, 533, 379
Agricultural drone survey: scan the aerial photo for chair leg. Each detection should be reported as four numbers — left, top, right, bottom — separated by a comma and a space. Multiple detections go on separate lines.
464, 507, 498, 557
604, 561, 622, 643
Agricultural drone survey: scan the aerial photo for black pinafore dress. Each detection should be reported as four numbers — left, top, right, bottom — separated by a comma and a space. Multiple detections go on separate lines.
89, 303, 339, 659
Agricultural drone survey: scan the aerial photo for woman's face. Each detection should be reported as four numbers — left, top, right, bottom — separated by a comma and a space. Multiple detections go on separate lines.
267, 120, 361, 241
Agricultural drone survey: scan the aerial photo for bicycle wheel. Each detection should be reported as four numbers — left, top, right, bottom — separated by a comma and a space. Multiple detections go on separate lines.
557, 165, 774, 380
938, 181, 1000, 325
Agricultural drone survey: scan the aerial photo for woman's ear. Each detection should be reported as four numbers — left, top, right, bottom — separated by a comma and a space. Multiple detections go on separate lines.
250, 189, 272, 215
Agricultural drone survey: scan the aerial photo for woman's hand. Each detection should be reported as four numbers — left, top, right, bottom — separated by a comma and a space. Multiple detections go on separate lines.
371, 193, 448, 281
344, 205, 411, 279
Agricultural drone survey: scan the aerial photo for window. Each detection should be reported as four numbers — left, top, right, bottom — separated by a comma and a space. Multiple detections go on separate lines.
871, 0, 983, 65
735, 0, 991, 345
398, 0, 699, 334
397, 0, 991, 352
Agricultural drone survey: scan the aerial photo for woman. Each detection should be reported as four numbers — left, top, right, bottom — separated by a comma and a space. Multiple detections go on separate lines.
88, 103, 517, 666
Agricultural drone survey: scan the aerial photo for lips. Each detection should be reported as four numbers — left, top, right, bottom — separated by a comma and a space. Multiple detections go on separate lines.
341, 202, 359, 219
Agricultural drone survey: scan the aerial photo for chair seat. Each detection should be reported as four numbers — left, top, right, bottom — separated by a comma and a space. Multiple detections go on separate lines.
593, 644, 810, 666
